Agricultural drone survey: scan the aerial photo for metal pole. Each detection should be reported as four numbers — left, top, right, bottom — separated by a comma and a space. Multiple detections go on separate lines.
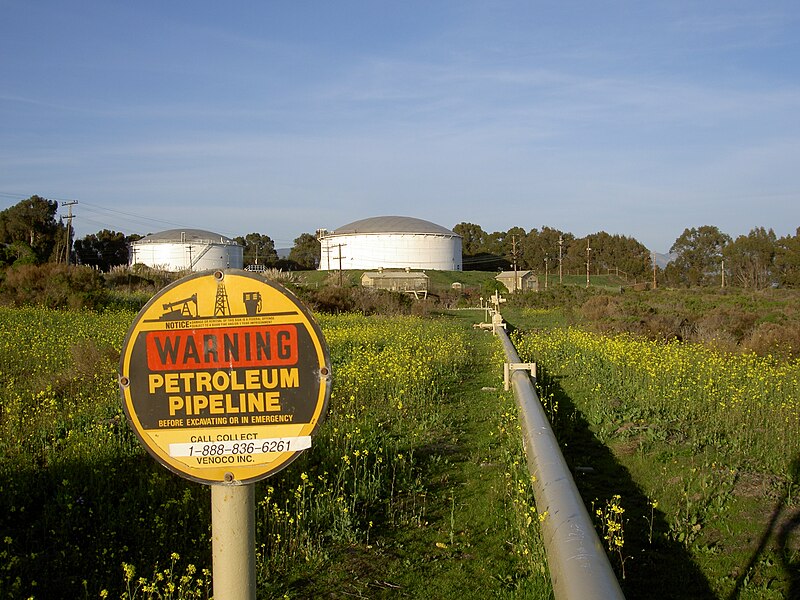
652, 252, 657, 289
558, 235, 563, 284
494, 324, 625, 600
544, 256, 548, 289
512, 235, 518, 293
61, 200, 77, 265
212, 483, 256, 600
586, 238, 591, 288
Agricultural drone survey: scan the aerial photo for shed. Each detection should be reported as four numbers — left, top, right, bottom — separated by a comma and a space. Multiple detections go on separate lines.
361, 269, 429, 299
496, 270, 538, 293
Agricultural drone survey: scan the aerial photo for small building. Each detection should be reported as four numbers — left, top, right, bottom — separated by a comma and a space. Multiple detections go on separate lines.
361, 269, 429, 299
496, 270, 538, 293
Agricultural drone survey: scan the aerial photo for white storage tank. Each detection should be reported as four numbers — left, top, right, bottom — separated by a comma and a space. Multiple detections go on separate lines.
129, 229, 243, 272
317, 216, 462, 271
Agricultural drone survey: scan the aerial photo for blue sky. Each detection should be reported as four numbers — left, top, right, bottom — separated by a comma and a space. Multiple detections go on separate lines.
1, 1, 798, 253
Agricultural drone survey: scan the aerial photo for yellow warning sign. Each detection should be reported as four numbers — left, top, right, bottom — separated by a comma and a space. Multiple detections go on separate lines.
119, 269, 331, 485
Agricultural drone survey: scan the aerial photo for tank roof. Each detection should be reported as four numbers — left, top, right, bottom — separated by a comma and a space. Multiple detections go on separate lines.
133, 228, 238, 244
330, 216, 458, 236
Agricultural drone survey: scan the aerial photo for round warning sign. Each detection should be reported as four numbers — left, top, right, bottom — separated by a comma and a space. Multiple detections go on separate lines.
119, 269, 331, 485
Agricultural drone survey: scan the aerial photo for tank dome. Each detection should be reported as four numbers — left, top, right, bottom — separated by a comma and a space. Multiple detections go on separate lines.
317, 215, 461, 271
130, 228, 243, 272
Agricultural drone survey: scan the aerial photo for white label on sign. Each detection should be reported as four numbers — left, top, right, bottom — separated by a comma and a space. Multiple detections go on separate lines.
168, 436, 312, 458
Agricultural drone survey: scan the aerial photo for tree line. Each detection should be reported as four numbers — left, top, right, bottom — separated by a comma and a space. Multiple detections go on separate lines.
453, 221, 800, 289
1, 196, 798, 289
0, 196, 321, 271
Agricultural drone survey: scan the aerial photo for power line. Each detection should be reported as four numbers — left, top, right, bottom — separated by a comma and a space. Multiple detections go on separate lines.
79, 201, 206, 233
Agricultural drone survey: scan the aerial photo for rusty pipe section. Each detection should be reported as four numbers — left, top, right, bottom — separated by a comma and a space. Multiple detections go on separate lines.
495, 324, 625, 600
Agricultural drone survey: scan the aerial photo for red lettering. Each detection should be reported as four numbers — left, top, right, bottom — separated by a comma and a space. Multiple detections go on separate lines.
146, 325, 299, 371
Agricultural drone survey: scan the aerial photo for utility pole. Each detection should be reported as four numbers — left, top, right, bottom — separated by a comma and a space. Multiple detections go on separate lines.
558, 234, 563, 284
586, 238, 591, 288
544, 255, 549, 289
721, 258, 725, 288
61, 200, 78, 265
511, 235, 519, 293
321, 245, 332, 270
336, 244, 346, 287
651, 253, 657, 289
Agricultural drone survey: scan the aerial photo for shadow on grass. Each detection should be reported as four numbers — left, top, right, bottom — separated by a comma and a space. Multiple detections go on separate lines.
538, 366, 716, 599
726, 456, 800, 600
0, 451, 211, 599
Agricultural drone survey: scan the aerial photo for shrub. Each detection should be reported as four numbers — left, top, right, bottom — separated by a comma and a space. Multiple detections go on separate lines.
0, 264, 107, 310
634, 314, 688, 342
742, 321, 800, 360
580, 294, 622, 324
694, 306, 757, 344
302, 286, 414, 315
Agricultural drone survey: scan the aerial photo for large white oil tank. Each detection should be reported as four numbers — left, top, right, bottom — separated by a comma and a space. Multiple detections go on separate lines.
129, 229, 243, 272
317, 216, 462, 271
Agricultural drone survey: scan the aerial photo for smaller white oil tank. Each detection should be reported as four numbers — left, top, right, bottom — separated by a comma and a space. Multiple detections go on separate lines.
130, 229, 243, 272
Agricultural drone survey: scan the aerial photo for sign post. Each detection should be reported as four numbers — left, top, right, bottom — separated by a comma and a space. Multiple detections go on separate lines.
211, 483, 255, 598
119, 269, 331, 598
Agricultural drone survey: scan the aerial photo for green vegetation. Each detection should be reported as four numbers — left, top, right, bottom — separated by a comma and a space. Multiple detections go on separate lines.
3, 243, 800, 598
5, 194, 799, 293
511, 309, 800, 599
505, 285, 800, 361
453, 221, 800, 291
0, 307, 549, 599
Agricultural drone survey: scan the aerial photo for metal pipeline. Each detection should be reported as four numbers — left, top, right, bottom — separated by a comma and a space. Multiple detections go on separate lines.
495, 323, 625, 600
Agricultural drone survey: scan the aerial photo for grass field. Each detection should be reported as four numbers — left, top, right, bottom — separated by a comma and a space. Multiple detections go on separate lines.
509, 308, 800, 599
0, 306, 550, 599
3, 285, 797, 599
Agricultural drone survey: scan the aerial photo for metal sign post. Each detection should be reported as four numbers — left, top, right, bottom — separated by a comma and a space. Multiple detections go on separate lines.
212, 483, 256, 599
119, 269, 331, 598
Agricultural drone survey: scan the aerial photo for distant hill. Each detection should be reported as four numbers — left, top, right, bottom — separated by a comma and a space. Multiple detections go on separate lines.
654, 252, 674, 269
277, 248, 291, 259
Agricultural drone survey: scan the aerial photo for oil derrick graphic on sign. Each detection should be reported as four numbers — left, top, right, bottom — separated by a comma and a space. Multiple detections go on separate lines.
214, 280, 231, 316
159, 294, 198, 320
155, 279, 263, 321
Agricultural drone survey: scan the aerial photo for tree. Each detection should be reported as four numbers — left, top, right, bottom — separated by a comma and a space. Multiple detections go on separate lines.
454, 223, 510, 270
234, 233, 278, 267
775, 228, 800, 288
289, 233, 320, 270
723, 227, 777, 289
484, 230, 505, 257
578, 231, 650, 280
565, 236, 592, 276
74, 229, 130, 271
453, 222, 487, 256
501, 226, 526, 267
520, 227, 571, 273
0, 196, 65, 265
667, 225, 731, 286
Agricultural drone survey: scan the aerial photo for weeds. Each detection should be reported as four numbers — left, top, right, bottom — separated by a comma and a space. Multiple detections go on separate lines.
594, 495, 629, 579
512, 314, 800, 598
0, 308, 511, 597
514, 327, 800, 475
